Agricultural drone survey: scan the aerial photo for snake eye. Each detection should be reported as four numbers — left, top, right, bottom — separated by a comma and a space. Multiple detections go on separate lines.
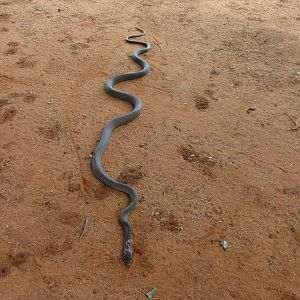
123, 250, 133, 266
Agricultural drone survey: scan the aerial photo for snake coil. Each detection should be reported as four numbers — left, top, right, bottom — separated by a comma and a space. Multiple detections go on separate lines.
92, 28, 150, 266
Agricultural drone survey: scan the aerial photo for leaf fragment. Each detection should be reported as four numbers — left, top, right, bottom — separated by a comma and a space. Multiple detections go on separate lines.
221, 240, 229, 250
146, 288, 157, 299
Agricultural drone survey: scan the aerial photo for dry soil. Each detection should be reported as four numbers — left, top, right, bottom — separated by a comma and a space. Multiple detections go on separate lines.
0, 0, 300, 299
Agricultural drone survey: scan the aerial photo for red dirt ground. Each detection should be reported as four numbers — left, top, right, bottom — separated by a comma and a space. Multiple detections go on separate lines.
0, 0, 299, 299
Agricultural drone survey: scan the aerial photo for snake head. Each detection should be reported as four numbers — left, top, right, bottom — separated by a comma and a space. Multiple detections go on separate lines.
123, 240, 133, 266
123, 248, 133, 266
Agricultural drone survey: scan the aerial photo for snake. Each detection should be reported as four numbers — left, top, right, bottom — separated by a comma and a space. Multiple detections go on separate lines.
92, 28, 150, 266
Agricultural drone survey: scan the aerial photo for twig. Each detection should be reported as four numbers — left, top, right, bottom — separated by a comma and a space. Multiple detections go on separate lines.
152, 36, 162, 51
284, 112, 299, 130
284, 112, 297, 126
290, 124, 300, 131
80, 217, 89, 239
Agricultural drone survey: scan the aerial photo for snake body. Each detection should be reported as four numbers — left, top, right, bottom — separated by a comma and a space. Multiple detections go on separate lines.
92, 28, 150, 266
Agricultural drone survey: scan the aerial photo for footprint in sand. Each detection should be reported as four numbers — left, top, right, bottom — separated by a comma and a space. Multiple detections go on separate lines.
16, 55, 37, 68
0, 107, 17, 124
4, 42, 20, 55
0, 92, 37, 107
0, 13, 10, 21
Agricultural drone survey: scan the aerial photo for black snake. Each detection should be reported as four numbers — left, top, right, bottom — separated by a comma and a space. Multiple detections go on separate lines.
92, 28, 150, 266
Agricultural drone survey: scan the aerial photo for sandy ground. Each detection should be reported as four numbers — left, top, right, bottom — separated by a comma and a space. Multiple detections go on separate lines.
0, 0, 300, 299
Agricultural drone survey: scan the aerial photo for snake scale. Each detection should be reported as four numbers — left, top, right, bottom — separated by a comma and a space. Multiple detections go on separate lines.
92, 28, 150, 266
